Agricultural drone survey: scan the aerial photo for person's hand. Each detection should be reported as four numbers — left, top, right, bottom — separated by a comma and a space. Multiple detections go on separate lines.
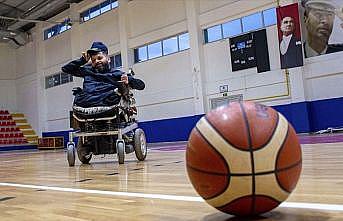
81, 52, 91, 63
121, 74, 129, 84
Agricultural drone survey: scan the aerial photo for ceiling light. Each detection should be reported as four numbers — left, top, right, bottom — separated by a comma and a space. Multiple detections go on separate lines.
9, 32, 16, 36
3, 37, 9, 40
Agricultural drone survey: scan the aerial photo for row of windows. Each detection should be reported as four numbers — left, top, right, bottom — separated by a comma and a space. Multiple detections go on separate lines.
80, 0, 118, 23
45, 72, 73, 89
204, 8, 276, 43
134, 33, 190, 63
44, 19, 71, 40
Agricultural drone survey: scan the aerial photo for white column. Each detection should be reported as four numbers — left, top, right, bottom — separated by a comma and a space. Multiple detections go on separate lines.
185, 0, 207, 115
34, 23, 47, 136
118, 0, 133, 72
69, 4, 83, 87
69, 3, 81, 59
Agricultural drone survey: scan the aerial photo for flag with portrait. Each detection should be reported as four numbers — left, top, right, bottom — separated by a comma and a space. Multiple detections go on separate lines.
277, 3, 304, 69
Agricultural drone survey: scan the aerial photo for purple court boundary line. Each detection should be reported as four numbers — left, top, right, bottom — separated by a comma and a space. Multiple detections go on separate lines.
150, 134, 343, 152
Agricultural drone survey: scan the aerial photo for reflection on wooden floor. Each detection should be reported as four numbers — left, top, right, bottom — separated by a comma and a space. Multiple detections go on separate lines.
0, 141, 342, 220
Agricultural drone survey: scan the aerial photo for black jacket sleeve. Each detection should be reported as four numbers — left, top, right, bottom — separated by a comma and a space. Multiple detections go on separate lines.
128, 76, 145, 90
61, 57, 88, 77
91, 71, 145, 90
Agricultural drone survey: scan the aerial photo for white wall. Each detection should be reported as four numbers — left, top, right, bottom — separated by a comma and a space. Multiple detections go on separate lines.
78, 10, 120, 53
133, 50, 194, 121
128, 0, 186, 39
16, 74, 38, 132
0, 43, 17, 111
0, 80, 17, 111
0, 43, 16, 80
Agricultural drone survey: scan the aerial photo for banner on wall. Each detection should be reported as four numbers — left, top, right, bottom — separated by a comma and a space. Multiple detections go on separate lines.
299, 0, 343, 58
277, 3, 304, 69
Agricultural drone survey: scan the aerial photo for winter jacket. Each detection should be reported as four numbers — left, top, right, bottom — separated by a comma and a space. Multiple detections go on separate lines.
61, 57, 145, 107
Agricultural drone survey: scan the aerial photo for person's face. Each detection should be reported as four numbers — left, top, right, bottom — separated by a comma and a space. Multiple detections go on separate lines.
90, 52, 109, 72
305, 8, 334, 42
280, 17, 295, 36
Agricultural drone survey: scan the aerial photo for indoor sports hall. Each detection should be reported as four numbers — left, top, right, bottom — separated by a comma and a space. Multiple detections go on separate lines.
0, 0, 342, 220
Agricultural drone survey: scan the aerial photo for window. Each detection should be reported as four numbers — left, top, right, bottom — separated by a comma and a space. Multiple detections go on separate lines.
111, 0, 118, 9
205, 25, 222, 43
134, 32, 190, 63
222, 19, 242, 38
163, 36, 178, 55
110, 54, 122, 69
89, 5, 100, 19
242, 12, 263, 32
81, 11, 90, 22
100, 0, 111, 13
45, 72, 73, 89
80, 0, 118, 23
43, 19, 71, 40
135, 46, 148, 62
178, 32, 190, 50
148, 42, 162, 59
263, 8, 277, 26
61, 72, 72, 84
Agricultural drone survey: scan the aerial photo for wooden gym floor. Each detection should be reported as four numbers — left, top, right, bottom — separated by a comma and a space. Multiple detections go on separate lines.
0, 135, 343, 220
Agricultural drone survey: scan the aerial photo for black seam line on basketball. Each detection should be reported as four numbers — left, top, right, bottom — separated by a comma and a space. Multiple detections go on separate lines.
186, 163, 228, 176
203, 115, 250, 152
192, 126, 230, 198
75, 178, 92, 183
0, 196, 16, 202
186, 164, 229, 200
218, 194, 281, 214
275, 126, 294, 193
239, 102, 255, 215
254, 112, 280, 150
187, 159, 301, 177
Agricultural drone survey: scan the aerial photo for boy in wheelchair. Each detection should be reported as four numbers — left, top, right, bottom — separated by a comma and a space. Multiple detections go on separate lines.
62, 42, 146, 165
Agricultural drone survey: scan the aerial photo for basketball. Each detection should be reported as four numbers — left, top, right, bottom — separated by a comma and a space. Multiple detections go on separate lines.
186, 101, 302, 216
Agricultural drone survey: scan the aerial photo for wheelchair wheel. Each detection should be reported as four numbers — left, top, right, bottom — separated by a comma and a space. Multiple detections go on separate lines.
77, 140, 92, 164
134, 128, 147, 161
67, 142, 75, 167
117, 141, 125, 164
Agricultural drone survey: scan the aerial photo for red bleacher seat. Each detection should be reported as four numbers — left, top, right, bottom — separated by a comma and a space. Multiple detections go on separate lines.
4, 110, 9, 114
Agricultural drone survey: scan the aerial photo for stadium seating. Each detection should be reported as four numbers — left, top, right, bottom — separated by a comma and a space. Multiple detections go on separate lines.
0, 110, 28, 147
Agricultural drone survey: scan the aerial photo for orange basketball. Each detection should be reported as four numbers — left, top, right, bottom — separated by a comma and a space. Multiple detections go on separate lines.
186, 101, 302, 216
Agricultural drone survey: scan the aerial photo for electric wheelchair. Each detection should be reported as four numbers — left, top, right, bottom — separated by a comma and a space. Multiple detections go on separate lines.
66, 69, 147, 166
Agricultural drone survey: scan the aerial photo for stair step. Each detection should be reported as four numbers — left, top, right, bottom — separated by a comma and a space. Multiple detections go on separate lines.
17, 124, 32, 129
11, 113, 25, 118
21, 129, 36, 135
14, 119, 27, 124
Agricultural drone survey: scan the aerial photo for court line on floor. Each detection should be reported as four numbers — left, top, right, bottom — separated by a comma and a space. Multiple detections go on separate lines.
0, 182, 342, 211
